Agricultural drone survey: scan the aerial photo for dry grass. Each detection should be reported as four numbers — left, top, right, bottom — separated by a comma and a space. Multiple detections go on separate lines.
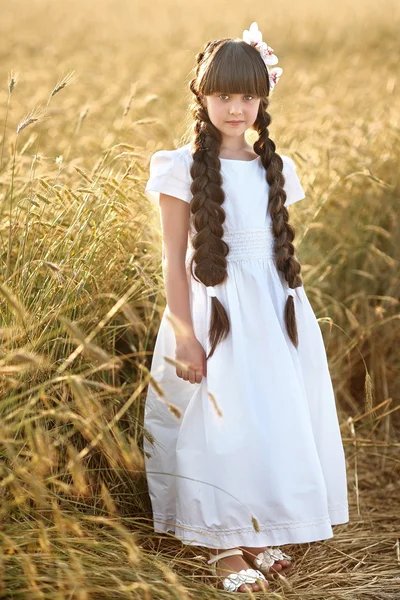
0, 0, 399, 598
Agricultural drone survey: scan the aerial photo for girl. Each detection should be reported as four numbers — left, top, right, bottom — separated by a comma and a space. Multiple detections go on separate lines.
143, 22, 349, 594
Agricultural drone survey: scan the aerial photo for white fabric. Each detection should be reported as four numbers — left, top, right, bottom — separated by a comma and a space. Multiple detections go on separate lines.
143, 143, 349, 550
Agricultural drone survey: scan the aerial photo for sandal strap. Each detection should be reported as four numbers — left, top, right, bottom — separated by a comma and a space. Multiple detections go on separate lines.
207, 548, 243, 565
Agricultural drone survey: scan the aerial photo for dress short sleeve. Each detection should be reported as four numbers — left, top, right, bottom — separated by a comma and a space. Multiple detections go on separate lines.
145, 148, 192, 205
282, 155, 306, 206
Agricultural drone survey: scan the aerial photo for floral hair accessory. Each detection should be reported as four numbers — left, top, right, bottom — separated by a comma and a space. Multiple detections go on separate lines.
242, 22, 283, 92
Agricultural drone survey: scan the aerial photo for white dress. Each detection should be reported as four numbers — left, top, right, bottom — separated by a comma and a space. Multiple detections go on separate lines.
143, 142, 349, 550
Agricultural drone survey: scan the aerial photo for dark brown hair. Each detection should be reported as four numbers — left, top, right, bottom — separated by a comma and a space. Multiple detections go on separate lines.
188, 38, 303, 360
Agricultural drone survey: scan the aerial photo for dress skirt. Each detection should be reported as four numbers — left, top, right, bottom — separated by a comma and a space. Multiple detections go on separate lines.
143, 226, 349, 549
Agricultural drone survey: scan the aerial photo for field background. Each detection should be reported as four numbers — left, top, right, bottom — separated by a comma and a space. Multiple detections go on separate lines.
0, 0, 399, 598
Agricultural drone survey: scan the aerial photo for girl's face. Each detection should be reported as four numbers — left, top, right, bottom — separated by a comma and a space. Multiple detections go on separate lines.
202, 92, 261, 138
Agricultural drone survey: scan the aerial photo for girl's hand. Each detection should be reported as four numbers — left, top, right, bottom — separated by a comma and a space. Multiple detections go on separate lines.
175, 335, 207, 383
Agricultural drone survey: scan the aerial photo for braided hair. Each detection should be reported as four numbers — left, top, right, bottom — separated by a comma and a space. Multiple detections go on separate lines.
188, 39, 303, 360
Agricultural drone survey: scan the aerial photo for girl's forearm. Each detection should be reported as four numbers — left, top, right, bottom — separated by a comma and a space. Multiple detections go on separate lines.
162, 260, 196, 342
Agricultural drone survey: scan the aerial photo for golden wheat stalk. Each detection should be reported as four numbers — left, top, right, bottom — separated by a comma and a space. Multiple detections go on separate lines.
123, 82, 138, 118
16, 106, 47, 134
8, 70, 18, 93
51, 70, 78, 97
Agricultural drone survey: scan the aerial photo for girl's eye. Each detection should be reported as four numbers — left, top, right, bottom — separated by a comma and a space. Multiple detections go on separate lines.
218, 94, 255, 101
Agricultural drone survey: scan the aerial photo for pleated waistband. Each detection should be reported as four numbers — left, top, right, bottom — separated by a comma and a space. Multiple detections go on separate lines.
223, 227, 275, 261
187, 227, 275, 262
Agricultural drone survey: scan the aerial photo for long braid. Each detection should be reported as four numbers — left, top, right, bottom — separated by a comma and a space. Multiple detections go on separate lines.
188, 44, 231, 360
253, 98, 303, 347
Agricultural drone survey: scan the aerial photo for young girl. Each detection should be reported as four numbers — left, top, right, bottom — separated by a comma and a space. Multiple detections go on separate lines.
143, 22, 349, 594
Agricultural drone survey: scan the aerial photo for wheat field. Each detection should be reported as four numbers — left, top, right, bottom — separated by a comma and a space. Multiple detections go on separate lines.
0, 0, 399, 598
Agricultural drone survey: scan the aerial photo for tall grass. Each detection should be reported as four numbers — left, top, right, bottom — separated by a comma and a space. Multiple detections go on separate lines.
0, 0, 399, 597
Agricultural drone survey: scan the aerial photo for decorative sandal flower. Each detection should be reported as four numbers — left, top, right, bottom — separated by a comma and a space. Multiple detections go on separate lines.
207, 548, 268, 593
242, 21, 283, 92
253, 547, 292, 573
222, 568, 266, 593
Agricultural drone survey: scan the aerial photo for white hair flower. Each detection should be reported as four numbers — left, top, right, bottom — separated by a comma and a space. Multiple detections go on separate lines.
242, 22, 263, 48
242, 21, 283, 92
268, 67, 283, 92
259, 42, 279, 66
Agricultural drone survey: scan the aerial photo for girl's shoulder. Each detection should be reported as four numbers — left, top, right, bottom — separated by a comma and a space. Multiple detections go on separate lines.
145, 143, 193, 205
147, 143, 193, 182
281, 154, 295, 166
280, 154, 306, 206
280, 154, 300, 182
280, 154, 299, 172
149, 143, 193, 168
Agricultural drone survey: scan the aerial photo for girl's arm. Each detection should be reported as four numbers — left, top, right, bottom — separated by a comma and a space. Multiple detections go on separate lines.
159, 192, 195, 342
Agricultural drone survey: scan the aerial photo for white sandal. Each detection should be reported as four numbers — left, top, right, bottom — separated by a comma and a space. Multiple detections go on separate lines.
207, 548, 268, 593
248, 547, 292, 575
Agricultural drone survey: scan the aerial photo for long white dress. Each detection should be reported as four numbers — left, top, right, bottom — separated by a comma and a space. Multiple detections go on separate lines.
143, 142, 349, 550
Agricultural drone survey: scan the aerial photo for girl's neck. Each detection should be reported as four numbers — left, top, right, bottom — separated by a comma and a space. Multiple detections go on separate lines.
219, 137, 257, 160
219, 133, 248, 153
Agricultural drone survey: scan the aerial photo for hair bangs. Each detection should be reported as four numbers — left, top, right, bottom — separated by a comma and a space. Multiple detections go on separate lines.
198, 40, 269, 98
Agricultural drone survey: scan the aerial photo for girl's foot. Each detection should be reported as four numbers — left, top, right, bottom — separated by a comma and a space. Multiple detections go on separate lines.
209, 548, 270, 593
240, 545, 292, 574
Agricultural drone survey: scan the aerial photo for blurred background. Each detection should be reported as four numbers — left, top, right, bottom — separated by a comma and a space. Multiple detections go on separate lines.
0, 0, 399, 598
